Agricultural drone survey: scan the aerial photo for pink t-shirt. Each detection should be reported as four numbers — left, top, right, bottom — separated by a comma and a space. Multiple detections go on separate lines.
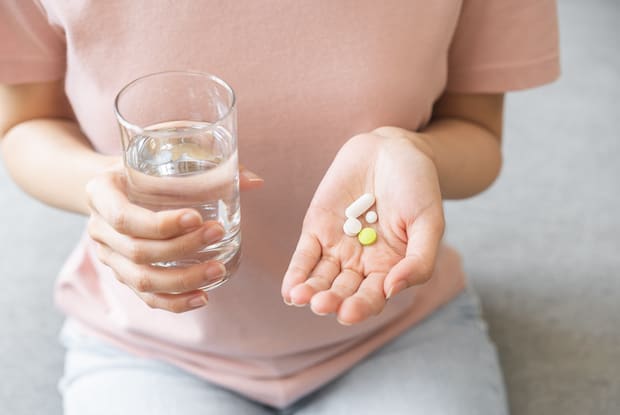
1, 0, 559, 408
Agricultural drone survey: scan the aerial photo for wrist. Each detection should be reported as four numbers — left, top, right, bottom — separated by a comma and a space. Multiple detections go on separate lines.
372, 126, 437, 166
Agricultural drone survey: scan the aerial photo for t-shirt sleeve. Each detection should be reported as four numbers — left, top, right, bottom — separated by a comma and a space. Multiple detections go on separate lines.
0, 0, 66, 84
446, 0, 560, 93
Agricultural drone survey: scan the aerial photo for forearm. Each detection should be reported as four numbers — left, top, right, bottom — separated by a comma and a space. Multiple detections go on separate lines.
1, 118, 119, 215
375, 92, 503, 200
418, 118, 502, 199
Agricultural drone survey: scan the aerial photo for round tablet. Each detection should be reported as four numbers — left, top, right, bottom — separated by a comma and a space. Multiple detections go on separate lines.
365, 210, 377, 224
343, 217, 362, 236
358, 227, 377, 246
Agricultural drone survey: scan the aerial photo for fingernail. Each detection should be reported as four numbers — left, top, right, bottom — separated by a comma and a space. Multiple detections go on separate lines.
283, 297, 293, 306
337, 318, 352, 326
188, 294, 208, 308
205, 262, 226, 280
203, 224, 224, 244
180, 212, 202, 230
241, 169, 264, 182
387, 281, 408, 300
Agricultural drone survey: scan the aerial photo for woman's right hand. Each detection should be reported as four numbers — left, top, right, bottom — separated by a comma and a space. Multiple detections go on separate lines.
86, 162, 263, 313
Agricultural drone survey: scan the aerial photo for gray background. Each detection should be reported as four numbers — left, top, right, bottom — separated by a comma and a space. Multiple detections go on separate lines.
1, 1, 618, 413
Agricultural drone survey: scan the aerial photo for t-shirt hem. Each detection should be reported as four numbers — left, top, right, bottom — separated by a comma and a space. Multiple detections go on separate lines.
446, 54, 560, 93
53, 241, 467, 409
57, 282, 466, 409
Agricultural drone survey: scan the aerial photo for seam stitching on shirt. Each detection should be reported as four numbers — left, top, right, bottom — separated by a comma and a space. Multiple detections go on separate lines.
450, 53, 559, 74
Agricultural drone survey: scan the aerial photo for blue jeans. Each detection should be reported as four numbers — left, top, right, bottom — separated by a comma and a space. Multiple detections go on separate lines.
59, 287, 509, 414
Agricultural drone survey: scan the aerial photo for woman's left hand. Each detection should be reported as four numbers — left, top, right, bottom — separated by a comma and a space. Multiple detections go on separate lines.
281, 127, 445, 325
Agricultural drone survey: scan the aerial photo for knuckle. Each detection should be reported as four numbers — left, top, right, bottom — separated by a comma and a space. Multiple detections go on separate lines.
417, 258, 436, 281
154, 218, 168, 239
175, 267, 201, 292
175, 238, 194, 257
406, 253, 435, 283
305, 277, 328, 292
113, 271, 130, 287
95, 243, 110, 265
419, 274, 433, 285
287, 263, 309, 280
132, 270, 152, 292
141, 294, 158, 310
154, 211, 178, 239
126, 240, 148, 264
352, 290, 377, 314
112, 270, 122, 282
168, 301, 187, 314
364, 295, 385, 315
175, 273, 193, 292
109, 208, 128, 233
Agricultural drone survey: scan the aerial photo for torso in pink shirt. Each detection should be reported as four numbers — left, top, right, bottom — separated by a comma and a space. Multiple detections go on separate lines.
0, 0, 560, 408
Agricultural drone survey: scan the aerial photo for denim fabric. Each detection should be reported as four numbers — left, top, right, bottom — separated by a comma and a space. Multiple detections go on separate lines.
59, 287, 508, 415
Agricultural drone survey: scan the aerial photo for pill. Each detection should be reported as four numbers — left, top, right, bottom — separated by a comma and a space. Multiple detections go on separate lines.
345, 193, 375, 218
358, 227, 377, 246
343, 217, 362, 236
365, 210, 377, 224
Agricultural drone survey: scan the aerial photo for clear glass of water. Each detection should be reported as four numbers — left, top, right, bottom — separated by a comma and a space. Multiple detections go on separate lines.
114, 70, 239, 291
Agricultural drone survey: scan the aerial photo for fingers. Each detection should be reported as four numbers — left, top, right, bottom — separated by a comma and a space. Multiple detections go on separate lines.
288, 257, 340, 306
239, 166, 264, 191
136, 291, 209, 314
292, 265, 382, 325
89, 213, 224, 264
309, 269, 364, 316
337, 273, 386, 325
383, 210, 445, 299
86, 172, 204, 239
281, 233, 321, 304
95, 243, 226, 295
87, 166, 262, 242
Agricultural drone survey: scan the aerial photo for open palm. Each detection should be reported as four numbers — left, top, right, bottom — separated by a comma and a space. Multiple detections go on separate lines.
281, 130, 445, 325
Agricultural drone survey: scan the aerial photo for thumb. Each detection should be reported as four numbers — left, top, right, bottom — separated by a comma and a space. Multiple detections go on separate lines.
384, 213, 444, 299
384, 254, 433, 299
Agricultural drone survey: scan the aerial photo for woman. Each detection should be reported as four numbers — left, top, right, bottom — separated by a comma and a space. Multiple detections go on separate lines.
0, 1, 559, 413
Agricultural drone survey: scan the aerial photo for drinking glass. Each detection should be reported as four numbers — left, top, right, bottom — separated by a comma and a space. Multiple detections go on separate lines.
114, 70, 239, 290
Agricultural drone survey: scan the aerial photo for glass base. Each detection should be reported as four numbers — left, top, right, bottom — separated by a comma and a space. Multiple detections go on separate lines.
152, 239, 241, 292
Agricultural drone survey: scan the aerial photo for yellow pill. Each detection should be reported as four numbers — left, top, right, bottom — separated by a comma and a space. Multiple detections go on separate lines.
358, 227, 377, 246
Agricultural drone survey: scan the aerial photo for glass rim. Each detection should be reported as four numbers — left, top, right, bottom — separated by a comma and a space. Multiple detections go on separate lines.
113, 70, 236, 135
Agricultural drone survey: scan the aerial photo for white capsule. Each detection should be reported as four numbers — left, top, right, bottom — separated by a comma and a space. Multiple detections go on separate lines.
345, 193, 375, 219
343, 217, 362, 236
365, 210, 378, 224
